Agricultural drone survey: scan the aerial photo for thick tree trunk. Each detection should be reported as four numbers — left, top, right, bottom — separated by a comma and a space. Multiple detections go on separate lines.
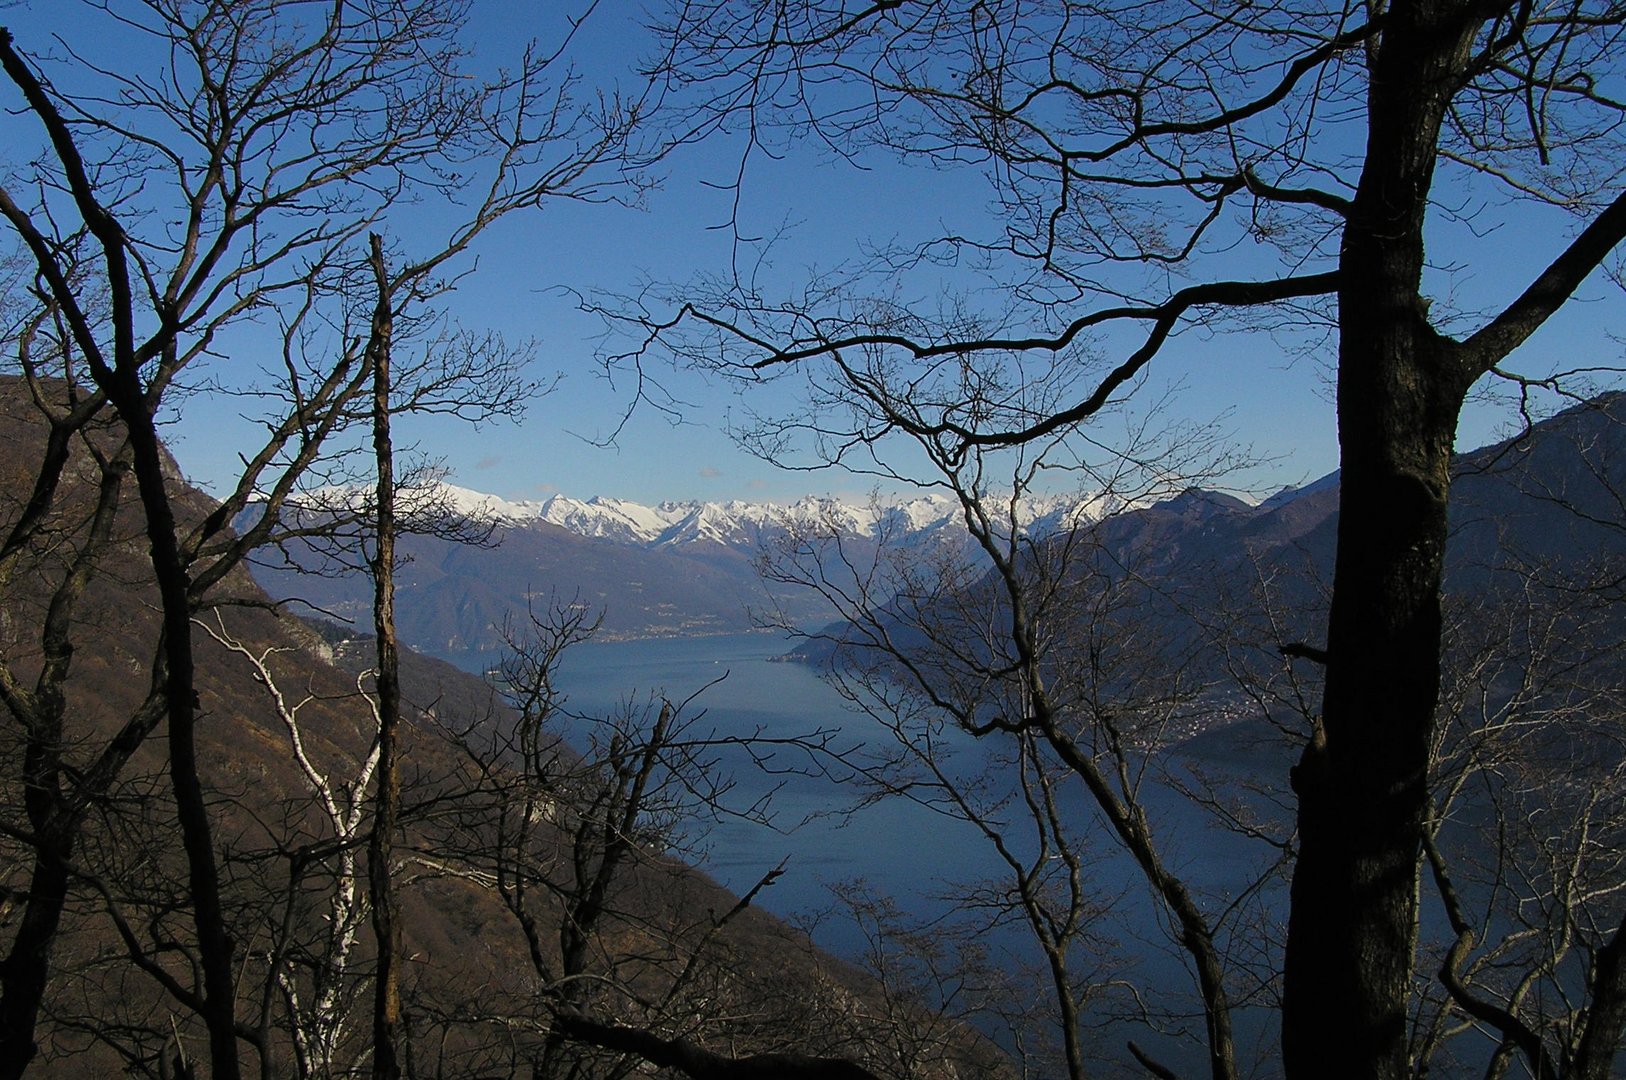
1283, 373, 1462, 1079
1572, 912, 1626, 1079
0, 846, 72, 1079
1282, 3, 1478, 1077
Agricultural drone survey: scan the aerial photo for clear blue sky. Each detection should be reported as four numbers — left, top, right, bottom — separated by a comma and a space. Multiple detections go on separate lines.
2, 1, 1619, 507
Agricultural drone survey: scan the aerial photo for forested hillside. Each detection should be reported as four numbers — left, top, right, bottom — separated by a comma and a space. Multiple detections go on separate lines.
0, 379, 1002, 1078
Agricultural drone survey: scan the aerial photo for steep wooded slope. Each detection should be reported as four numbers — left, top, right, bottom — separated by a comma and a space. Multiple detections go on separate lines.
0, 380, 1004, 1078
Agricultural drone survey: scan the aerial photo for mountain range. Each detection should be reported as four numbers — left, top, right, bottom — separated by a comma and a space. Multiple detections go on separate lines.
382, 484, 1116, 551
246, 394, 1626, 664
246, 485, 1112, 651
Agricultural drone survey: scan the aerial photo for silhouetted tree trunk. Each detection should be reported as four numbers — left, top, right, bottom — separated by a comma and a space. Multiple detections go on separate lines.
0, 2, 655, 1071
1281, 7, 1473, 1075
365, 234, 403, 1080
114, 378, 244, 1080
1285, 6, 1626, 1076
0, 31, 243, 1076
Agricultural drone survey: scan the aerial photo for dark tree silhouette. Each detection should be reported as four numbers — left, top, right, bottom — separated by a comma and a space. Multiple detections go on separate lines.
626, 2, 1626, 1076
0, 1, 653, 1074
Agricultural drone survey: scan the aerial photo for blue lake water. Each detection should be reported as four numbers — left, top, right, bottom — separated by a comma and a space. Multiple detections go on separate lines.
549, 633, 1005, 909
520, 631, 1290, 1074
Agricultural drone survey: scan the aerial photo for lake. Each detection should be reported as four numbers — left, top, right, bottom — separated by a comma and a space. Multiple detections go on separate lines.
532, 631, 1290, 1075
549, 633, 1011, 908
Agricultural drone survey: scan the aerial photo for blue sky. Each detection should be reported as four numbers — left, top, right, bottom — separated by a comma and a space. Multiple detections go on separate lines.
3, 1, 1620, 507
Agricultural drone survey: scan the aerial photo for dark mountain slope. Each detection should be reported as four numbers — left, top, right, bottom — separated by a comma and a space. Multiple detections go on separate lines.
1094, 394, 1626, 630
0, 379, 1003, 1078
784, 395, 1626, 708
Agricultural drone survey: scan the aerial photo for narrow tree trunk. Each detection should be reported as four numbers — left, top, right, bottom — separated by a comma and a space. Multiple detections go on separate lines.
0, 436, 150, 1077
0, 466, 104, 1077
0, 30, 240, 1060
115, 379, 244, 1080
365, 234, 403, 1080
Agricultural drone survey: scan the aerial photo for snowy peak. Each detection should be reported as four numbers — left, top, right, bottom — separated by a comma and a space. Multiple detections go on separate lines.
437, 484, 1120, 553
532, 490, 966, 550
279, 480, 546, 523
536, 494, 675, 543
279, 480, 1160, 554
430, 482, 548, 522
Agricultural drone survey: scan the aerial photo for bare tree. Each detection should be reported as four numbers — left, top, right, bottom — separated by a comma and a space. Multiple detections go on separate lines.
429, 598, 915, 1080
743, 401, 1283, 1078
1413, 581, 1626, 1078
198, 613, 382, 1079
619, 2, 1626, 1075
1385, 405, 1626, 1078
0, 359, 136, 1079
0, 1, 658, 1074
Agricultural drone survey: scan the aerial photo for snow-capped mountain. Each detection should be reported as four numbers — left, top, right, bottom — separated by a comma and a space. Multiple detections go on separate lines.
251, 481, 1123, 649
244, 395, 1626, 658
259, 468, 1321, 652
418, 482, 1110, 552
280, 473, 1231, 553
527, 490, 969, 548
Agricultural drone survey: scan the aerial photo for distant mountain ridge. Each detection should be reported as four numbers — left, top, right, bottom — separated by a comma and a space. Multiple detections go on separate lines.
368, 483, 1113, 550
249, 395, 1626, 658
780, 396, 1626, 725
250, 484, 1124, 650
